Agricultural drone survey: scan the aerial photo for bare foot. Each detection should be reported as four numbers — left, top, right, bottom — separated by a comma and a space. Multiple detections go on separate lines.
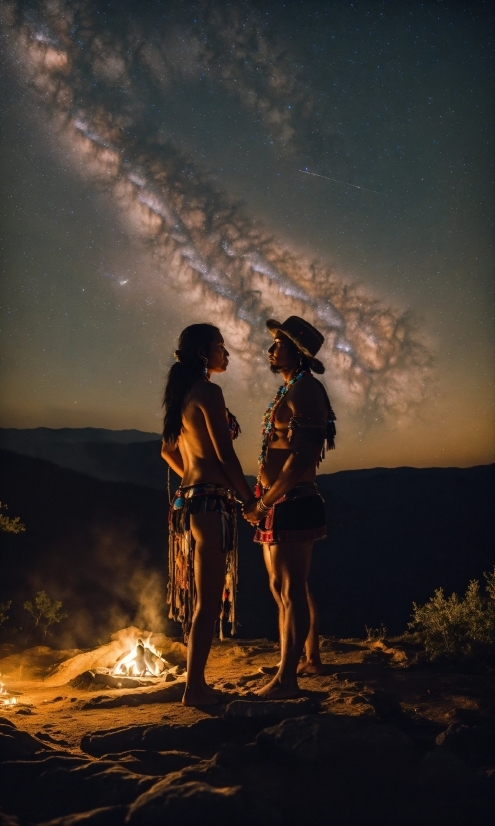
258, 665, 279, 675
297, 660, 326, 676
255, 677, 301, 700
202, 680, 223, 697
182, 686, 222, 706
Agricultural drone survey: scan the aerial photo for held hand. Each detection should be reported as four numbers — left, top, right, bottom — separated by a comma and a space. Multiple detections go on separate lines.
242, 498, 261, 525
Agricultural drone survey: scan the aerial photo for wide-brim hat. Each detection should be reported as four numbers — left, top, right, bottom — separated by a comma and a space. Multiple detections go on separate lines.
266, 316, 325, 374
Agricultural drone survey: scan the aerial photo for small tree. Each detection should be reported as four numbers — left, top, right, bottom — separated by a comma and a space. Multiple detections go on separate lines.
409, 568, 495, 669
0, 502, 25, 534
23, 591, 67, 640
0, 600, 11, 627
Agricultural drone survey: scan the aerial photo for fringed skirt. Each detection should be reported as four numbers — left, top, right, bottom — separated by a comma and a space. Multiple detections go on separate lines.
167, 483, 239, 641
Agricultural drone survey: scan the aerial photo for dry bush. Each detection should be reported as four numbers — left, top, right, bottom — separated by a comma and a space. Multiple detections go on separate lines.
409, 569, 495, 670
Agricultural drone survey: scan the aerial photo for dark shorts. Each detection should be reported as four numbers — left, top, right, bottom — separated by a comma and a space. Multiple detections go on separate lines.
254, 483, 327, 544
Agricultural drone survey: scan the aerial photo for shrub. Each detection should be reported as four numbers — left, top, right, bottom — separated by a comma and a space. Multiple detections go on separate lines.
365, 624, 387, 642
409, 569, 495, 669
23, 591, 67, 640
0, 502, 25, 534
0, 601, 11, 627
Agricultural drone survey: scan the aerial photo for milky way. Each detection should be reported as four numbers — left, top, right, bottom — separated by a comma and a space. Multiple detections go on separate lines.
2, 0, 433, 418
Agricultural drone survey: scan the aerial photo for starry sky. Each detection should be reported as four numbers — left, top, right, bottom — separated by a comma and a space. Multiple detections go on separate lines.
0, 0, 493, 474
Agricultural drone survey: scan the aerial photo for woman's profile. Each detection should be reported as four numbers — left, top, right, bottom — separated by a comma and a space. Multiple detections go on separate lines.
161, 323, 254, 706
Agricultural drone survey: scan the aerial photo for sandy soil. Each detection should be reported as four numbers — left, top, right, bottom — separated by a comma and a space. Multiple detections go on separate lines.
1, 633, 493, 750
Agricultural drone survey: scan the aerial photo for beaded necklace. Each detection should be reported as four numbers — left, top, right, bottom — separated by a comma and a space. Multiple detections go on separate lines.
254, 370, 310, 497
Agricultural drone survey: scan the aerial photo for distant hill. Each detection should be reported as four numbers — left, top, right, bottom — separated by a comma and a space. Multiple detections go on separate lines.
0, 427, 165, 489
1, 446, 493, 646
0, 426, 160, 447
314, 465, 494, 640
0, 448, 266, 646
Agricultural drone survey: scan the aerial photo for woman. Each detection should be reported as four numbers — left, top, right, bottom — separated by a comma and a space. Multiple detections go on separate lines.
161, 323, 255, 706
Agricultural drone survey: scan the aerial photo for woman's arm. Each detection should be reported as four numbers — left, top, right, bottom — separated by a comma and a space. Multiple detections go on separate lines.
199, 384, 255, 504
161, 440, 184, 477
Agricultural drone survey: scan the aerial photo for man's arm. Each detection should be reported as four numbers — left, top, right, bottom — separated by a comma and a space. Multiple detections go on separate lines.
161, 441, 184, 477
199, 384, 255, 504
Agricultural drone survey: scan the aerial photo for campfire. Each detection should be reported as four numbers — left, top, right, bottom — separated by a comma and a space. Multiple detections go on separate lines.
112, 638, 170, 678
29, 627, 189, 691
0, 676, 17, 706
0, 629, 187, 700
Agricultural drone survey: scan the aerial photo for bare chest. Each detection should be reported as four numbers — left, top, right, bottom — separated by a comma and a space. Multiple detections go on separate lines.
268, 396, 292, 448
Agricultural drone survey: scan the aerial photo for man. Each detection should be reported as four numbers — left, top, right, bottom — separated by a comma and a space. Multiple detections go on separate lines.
243, 316, 336, 698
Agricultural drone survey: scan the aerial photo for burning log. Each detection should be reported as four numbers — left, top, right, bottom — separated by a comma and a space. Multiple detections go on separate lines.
0, 676, 17, 706
113, 638, 170, 678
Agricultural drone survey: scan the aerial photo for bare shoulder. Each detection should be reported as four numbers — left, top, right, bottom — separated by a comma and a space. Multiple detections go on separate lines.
289, 375, 328, 417
194, 380, 225, 410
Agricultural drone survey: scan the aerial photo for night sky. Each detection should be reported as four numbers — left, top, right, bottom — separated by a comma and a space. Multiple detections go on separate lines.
0, 0, 493, 474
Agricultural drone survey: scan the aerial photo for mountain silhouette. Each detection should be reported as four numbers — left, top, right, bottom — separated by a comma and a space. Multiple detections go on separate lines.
0, 433, 493, 647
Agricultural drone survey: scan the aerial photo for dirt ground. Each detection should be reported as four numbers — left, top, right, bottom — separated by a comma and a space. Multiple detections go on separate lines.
1, 632, 493, 749
1, 632, 494, 826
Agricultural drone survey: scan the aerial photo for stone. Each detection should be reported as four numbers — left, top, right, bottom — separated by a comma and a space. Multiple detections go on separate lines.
82, 718, 228, 758
415, 748, 492, 826
81, 726, 151, 756
436, 722, 495, 767
419, 747, 471, 783
223, 697, 319, 724
126, 779, 247, 826
35, 732, 70, 747
213, 743, 261, 768
99, 750, 201, 777
0, 718, 51, 760
333, 671, 359, 681
256, 714, 418, 774
81, 681, 185, 710
40, 805, 128, 825
256, 715, 327, 762
0, 754, 155, 823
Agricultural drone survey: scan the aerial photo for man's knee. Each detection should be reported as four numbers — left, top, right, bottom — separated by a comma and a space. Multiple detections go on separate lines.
269, 574, 282, 598
281, 581, 309, 611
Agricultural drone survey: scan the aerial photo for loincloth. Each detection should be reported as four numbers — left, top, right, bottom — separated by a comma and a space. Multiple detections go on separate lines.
254, 482, 326, 544
167, 483, 238, 641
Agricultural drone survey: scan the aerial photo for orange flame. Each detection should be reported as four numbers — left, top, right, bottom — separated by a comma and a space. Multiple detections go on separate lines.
112, 637, 169, 677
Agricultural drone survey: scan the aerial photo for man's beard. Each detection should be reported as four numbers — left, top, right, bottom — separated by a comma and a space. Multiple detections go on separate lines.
269, 364, 284, 374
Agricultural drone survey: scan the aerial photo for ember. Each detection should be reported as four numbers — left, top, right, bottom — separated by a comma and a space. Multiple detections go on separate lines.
112, 638, 170, 677
1, 676, 17, 706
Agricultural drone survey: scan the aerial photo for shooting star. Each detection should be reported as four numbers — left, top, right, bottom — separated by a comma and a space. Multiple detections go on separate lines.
300, 169, 384, 195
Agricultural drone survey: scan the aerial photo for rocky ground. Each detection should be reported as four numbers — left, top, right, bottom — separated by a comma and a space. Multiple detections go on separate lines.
0, 631, 494, 825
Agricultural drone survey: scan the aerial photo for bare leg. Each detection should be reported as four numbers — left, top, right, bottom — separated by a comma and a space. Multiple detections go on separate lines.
182, 512, 226, 706
261, 542, 284, 672
256, 540, 313, 699
297, 585, 325, 675
262, 544, 322, 676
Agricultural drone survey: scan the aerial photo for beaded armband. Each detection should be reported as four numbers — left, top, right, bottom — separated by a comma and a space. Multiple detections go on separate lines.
256, 497, 271, 514
288, 415, 337, 465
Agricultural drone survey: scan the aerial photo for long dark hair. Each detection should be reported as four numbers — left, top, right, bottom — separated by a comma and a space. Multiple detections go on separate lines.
162, 323, 220, 445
